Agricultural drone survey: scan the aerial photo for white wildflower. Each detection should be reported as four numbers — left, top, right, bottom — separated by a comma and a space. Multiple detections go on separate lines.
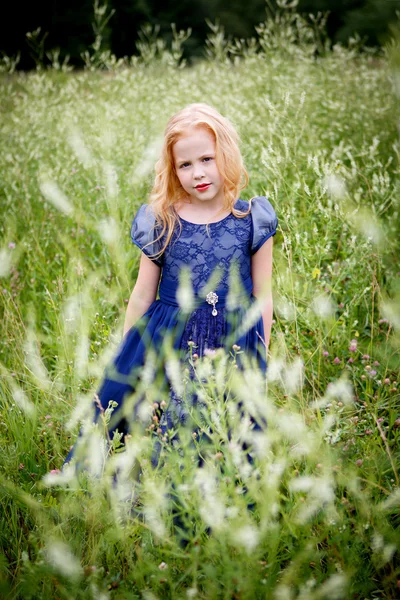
132, 136, 163, 180
63, 294, 81, 334
274, 297, 296, 321
45, 540, 82, 579
274, 584, 294, 600
380, 300, 400, 330
165, 353, 184, 397
313, 378, 354, 409
232, 524, 259, 554
176, 268, 194, 313
103, 162, 119, 198
11, 382, 35, 418
379, 488, 400, 511
353, 209, 383, 245
315, 573, 348, 599
0, 249, 12, 278
312, 294, 335, 319
289, 476, 315, 493
39, 178, 74, 215
282, 357, 304, 394
266, 356, 285, 383
143, 480, 167, 539
86, 428, 108, 477
324, 173, 347, 200
66, 393, 93, 430
195, 467, 225, 531
42, 463, 77, 488
24, 328, 51, 390
98, 217, 119, 245
67, 128, 94, 168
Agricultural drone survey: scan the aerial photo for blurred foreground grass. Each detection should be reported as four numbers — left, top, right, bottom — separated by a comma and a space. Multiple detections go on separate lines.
0, 12, 399, 600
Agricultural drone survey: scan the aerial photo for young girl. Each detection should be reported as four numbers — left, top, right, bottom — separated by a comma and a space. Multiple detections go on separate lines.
65, 103, 277, 466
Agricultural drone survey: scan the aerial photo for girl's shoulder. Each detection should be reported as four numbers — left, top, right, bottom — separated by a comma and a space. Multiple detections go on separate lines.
239, 196, 278, 254
130, 203, 163, 266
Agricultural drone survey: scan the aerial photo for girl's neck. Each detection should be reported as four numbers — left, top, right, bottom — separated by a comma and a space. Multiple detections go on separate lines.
175, 199, 230, 225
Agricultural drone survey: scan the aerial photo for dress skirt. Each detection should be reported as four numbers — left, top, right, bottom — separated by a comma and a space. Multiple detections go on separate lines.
64, 276, 267, 467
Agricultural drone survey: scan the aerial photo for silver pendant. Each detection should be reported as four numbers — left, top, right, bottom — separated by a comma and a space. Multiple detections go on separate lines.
206, 291, 219, 317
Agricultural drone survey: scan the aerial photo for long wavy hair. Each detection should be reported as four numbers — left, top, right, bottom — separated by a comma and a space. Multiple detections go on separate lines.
147, 103, 250, 259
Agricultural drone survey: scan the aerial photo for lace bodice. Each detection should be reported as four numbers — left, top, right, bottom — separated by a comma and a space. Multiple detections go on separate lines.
131, 197, 278, 292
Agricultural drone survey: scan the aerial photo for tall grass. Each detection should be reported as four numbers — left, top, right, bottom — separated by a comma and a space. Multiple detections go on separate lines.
0, 8, 399, 599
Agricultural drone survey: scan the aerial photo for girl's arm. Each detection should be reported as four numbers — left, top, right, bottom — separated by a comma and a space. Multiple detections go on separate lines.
251, 237, 274, 352
123, 253, 161, 335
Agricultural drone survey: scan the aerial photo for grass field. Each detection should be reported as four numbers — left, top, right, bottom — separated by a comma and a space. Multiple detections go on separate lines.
0, 11, 399, 600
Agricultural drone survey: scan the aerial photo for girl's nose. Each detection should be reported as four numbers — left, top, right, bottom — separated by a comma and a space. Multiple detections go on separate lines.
193, 163, 205, 179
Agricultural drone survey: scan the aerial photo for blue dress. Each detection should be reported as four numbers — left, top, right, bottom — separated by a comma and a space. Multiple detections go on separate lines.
65, 197, 277, 465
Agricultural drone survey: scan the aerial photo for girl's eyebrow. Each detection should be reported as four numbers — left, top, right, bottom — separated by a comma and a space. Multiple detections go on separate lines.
176, 153, 214, 165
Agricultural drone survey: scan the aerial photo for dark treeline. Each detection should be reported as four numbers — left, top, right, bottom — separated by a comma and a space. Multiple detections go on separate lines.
2, 0, 400, 70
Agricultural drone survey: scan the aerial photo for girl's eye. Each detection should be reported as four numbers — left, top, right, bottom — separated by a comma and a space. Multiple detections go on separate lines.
203, 157, 212, 162
180, 162, 190, 168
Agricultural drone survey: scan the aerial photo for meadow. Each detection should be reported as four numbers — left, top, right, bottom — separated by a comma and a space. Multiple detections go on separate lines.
0, 10, 399, 599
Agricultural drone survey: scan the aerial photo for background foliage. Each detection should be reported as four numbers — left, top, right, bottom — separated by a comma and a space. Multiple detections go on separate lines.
2, 0, 400, 70
0, 6, 399, 599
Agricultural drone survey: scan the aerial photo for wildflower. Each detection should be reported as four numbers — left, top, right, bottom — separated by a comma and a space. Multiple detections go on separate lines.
50, 469, 60, 475
333, 357, 341, 365
349, 339, 357, 352
362, 354, 370, 360
39, 179, 74, 215
373, 361, 380, 366
312, 266, 321, 279
322, 351, 329, 357
232, 524, 260, 554
232, 344, 241, 351
18, 463, 24, 470
365, 429, 373, 435
204, 348, 216, 358
158, 562, 168, 570
187, 340, 195, 347
45, 540, 82, 579
378, 318, 388, 324
355, 459, 363, 467
347, 357, 354, 364
369, 370, 377, 377
45, 415, 51, 419
384, 378, 390, 385
8, 242, 16, 249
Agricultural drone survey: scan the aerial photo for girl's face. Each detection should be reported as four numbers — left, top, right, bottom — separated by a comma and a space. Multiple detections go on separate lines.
172, 127, 224, 206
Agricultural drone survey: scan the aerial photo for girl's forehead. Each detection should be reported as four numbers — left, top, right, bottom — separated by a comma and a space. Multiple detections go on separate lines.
172, 127, 216, 159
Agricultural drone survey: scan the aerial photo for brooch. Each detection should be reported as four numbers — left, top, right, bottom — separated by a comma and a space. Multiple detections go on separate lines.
206, 291, 219, 316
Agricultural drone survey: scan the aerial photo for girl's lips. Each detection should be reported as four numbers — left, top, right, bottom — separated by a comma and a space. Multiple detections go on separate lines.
195, 183, 211, 190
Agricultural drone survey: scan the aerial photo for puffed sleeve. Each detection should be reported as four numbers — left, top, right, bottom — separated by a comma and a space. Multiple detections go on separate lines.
250, 196, 278, 254
130, 204, 164, 267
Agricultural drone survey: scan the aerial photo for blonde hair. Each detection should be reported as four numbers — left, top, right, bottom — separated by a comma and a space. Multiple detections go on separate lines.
148, 103, 250, 258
